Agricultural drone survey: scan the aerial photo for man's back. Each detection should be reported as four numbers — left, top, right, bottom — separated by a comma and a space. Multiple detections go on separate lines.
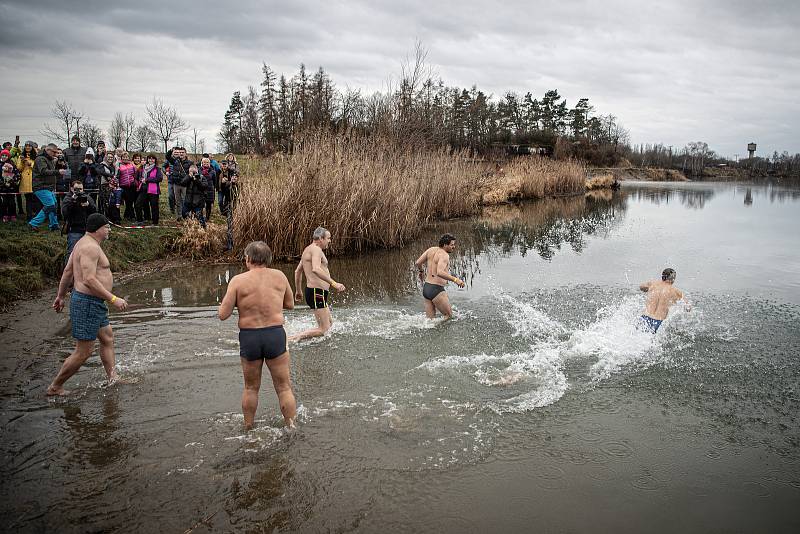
234, 268, 290, 329
424, 246, 449, 285
643, 280, 683, 320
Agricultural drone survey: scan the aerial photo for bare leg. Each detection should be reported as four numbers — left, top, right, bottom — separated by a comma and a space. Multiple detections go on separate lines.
289, 308, 332, 341
432, 292, 453, 319
423, 299, 436, 319
265, 352, 297, 427
96, 325, 119, 383
240, 358, 263, 430
47, 340, 94, 395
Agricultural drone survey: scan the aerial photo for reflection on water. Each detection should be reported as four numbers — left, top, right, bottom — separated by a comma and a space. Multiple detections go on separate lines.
625, 184, 716, 209
3, 182, 800, 533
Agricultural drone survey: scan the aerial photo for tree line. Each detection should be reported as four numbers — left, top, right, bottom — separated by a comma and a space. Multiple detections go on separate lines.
218, 45, 629, 164
41, 97, 202, 154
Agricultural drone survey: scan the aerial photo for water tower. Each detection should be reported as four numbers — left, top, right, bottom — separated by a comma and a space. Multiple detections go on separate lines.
747, 142, 757, 160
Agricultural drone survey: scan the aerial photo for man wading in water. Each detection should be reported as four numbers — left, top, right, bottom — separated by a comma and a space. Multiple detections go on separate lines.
638, 267, 690, 333
415, 233, 465, 319
218, 241, 297, 429
290, 227, 346, 341
48, 213, 129, 396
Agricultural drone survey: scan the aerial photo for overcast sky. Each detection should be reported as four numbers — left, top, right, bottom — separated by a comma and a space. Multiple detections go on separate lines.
1, 0, 797, 158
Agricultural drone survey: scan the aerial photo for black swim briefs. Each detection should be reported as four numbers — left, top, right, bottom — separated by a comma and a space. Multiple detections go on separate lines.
239, 325, 287, 361
422, 282, 446, 301
305, 287, 330, 309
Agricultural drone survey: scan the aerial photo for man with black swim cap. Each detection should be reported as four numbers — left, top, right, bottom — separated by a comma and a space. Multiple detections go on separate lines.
638, 267, 690, 333
415, 233, 465, 319
218, 241, 297, 429
48, 213, 129, 396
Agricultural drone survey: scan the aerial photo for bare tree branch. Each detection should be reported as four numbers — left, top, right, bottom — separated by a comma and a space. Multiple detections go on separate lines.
146, 97, 189, 153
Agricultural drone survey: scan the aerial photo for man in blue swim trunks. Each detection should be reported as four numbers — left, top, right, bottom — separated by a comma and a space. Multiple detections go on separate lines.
638, 268, 690, 333
219, 241, 297, 429
48, 213, 129, 396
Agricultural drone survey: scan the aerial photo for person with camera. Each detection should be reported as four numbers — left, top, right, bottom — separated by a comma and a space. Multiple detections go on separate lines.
219, 162, 240, 250
0, 154, 20, 222
181, 163, 208, 227
29, 143, 65, 231
95, 152, 121, 224
62, 179, 98, 258
166, 146, 193, 220
77, 148, 100, 205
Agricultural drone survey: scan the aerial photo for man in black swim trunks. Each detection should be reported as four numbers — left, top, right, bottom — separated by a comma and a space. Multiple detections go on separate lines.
415, 233, 465, 319
218, 241, 297, 429
290, 226, 346, 341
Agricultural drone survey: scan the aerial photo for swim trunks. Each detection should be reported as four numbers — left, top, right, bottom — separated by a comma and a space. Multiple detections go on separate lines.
638, 315, 663, 333
70, 290, 110, 341
239, 325, 287, 361
305, 287, 330, 309
422, 282, 446, 301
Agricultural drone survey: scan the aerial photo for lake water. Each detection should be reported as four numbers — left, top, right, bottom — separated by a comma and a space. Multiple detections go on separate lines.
2, 181, 799, 532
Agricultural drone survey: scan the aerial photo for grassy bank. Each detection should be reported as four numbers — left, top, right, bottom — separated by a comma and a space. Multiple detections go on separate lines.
232, 132, 587, 259
0, 221, 179, 308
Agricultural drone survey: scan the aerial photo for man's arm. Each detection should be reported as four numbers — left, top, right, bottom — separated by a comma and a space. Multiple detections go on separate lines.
311, 249, 345, 290
283, 275, 295, 310
310, 249, 334, 285
218, 278, 237, 320
436, 254, 465, 287
414, 249, 428, 270
294, 260, 304, 300
53, 257, 76, 312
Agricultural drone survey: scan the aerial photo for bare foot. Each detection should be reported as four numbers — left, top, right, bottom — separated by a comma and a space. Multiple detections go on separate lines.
107, 375, 137, 386
46, 385, 70, 396
285, 418, 296, 429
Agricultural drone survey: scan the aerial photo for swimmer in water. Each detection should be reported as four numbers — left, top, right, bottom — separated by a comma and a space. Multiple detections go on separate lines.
638, 267, 690, 333
218, 241, 297, 429
290, 226, 346, 341
414, 233, 465, 319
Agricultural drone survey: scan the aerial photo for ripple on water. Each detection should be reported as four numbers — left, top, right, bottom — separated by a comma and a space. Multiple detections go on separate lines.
601, 440, 635, 459
533, 464, 568, 491
742, 481, 772, 498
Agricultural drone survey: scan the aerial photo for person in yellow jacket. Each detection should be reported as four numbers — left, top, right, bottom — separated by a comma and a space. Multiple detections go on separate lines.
14, 141, 37, 220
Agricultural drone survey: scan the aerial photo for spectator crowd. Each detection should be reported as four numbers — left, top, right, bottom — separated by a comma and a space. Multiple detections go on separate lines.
1, 135, 241, 255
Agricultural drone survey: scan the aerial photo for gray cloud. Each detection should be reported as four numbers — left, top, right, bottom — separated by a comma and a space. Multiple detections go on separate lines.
0, 0, 797, 157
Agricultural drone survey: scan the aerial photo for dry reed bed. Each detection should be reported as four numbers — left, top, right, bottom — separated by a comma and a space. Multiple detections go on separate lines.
231, 132, 587, 259
585, 173, 616, 190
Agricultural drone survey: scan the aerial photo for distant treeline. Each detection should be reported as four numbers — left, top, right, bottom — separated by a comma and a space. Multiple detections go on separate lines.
218, 47, 630, 165
627, 142, 800, 177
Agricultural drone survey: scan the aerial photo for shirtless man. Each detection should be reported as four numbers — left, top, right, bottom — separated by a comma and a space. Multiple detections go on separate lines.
290, 227, 346, 341
218, 241, 297, 429
638, 267, 690, 333
414, 233, 465, 319
48, 213, 129, 396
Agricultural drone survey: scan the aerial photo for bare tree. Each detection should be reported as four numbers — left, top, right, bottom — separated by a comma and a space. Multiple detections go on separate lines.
108, 112, 126, 149
190, 127, 200, 157
41, 100, 83, 144
123, 113, 137, 151
146, 97, 188, 153
80, 121, 104, 149
198, 138, 207, 155
132, 125, 156, 152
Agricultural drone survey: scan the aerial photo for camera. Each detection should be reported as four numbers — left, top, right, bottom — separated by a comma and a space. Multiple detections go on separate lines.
73, 190, 87, 203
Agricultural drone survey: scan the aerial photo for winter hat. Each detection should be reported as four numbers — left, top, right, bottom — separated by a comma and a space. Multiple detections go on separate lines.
86, 213, 110, 232
0, 149, 10, 158
85, 147, 95, 157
